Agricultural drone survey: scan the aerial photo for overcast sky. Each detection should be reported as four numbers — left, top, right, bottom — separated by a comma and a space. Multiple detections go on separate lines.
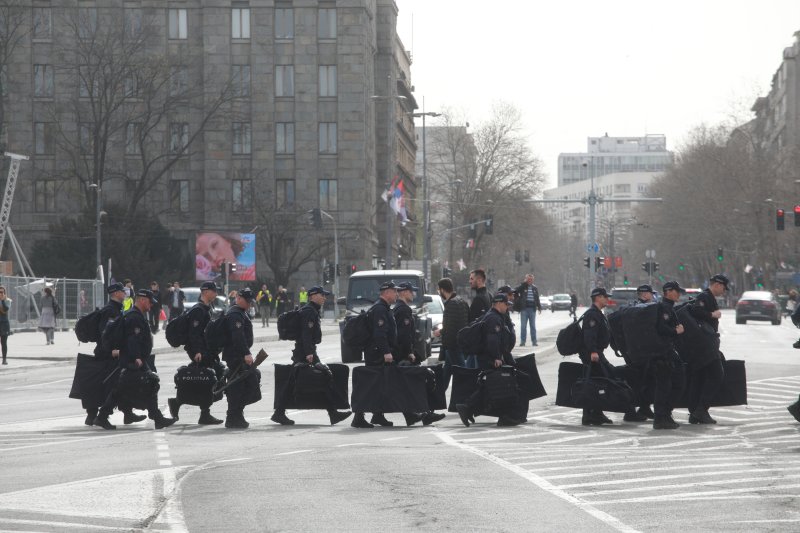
395, 0, 800, 190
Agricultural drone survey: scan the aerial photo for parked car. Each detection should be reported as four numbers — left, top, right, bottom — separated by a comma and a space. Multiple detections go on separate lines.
424, 293, 444, 354
678, 288, 702, 303
182, 287, 230, 318
735, 291, 781, 325
550, 293, 571, 311
539, 296, 552, 310
604, 287, 639, 315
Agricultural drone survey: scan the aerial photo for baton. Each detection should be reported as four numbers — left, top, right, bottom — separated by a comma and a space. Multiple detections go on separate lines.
102, 366, 120, 384
212, 349, 268, 394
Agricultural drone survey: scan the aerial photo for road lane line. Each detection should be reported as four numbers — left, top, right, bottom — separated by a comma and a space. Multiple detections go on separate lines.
556, 467, 800, 489
3, 378, 73, 390
590, 483, 800, 504
574, 473, 800, 497
435, 432, 640, 533
379, 436, 408, 441
335, 443, 367, 447
0, 517, 132, 531
275, 450, 312, 456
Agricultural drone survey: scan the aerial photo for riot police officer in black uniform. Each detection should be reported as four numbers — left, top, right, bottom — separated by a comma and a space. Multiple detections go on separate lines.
94, 290, 175, 430
272, 285, 352, 426
223, 288, 260, 429
580, 287, 615, 426
686, 274, 728, 424
456, 293, 523, 427
650, 280, 686, 430
497, 285, 517, 364
167, 281, 224, 425
623, 284, 656, 422
352, 281, 398, 429
392, 281, 446, 426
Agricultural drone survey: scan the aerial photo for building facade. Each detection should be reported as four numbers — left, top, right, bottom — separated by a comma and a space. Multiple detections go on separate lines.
0, 0, 416, 289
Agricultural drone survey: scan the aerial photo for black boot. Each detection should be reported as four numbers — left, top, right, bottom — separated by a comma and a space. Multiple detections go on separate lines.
198, 409, 223, 425
403, 413, 423, 426
422, 412, 446, 426
788, 399, 800, 423
153, 411, 176, 429
456, 404, 472, 427
328, 410, 352, 426
351, 412, 373, 429
225, 412, 249, 429
581, 409, 604, 426
370, 413, 393, 427
623, 409, 648, 422
497, 416, 524, 427
93, 413, 116, 430
85, 408, 98, 426
637, 405, 655, 420
123, 410, 147, 425
271, 410, 295, 426
167, 398, 180, 420
653, 415, 679, 430
597, 411, 613, 424
689, 409, 716, 424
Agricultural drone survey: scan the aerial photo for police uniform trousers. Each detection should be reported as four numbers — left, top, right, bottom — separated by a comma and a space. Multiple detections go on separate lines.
687, 354, 724, 414
649, 354, 680, 416
225, 363, 261, 417
99, 369, 160, 419
578, 352, 616, 416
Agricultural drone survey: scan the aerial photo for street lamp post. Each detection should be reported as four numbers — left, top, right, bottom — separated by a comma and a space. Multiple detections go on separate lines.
319, 208, 339, 319
448, 179, 462, 268
412, 102, 441, 286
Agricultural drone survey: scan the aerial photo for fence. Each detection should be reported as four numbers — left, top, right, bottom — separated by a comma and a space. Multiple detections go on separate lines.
0, 276, 104, 331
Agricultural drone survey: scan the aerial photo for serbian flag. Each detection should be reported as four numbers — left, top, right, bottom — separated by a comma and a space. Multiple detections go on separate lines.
382, 175, 409, 223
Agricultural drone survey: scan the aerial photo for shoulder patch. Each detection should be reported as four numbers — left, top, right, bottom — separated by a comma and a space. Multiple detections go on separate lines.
192, 320, 200, 327
308, 321, 314, 328
663, 313, 670, 320
236, 321, 242, 328
589, 319, 596, 327
495, 324, 501, 332
378, 318, 384, 327
134, 327, 141, 334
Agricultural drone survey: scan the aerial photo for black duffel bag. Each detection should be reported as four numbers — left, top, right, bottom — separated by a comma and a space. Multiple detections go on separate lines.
295, 363, 333, 396
514, 353, 547, 401
481, 366, 519, 411
673, 358, 747, 408
174, 363, 218, 406
273, 363, 350, 410
351, 365, 430, 414
570, 364, 635, 413
116, 369, 160, 410
69, 353, 118, 410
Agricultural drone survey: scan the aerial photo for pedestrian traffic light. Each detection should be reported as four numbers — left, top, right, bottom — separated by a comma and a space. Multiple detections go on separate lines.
777, 208, 786, 230
717, 248, 724, 262
583, 257, 590, 269
623, 275, 629, 286
642, 262, 651, 274
484, 214, 493, 235
469, 220, 477, 238
442, 267, 451, 277
603, 256, 612, 269
229, 263, 237, 273
794, 205, 800, 227
678, 262, 685, 271
595, 256, 603, 271
308, 208, 323, 229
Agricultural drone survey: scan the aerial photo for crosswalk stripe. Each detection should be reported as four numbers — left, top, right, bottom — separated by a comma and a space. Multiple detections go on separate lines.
556, 466, 800, 490
590, 482, 800, 504
574, 473, 800, 497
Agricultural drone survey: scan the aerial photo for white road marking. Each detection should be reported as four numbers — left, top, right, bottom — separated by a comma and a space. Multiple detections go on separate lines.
335, 443, 367, 447
0, 517, 132, 531
3, 378, 72, 390
556, 466, 800, 490
275, 449, 312, 456
575, 473, 800, 497
214, 458, 252, 464
435, 432, 640, 533
379, 436, 409, 441
591, 483, 800, 504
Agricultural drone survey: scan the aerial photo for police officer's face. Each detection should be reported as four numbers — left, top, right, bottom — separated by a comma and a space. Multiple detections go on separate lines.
382, 289, 398, 304
493, 302, 508, 314
663, 288, 680, 302
138, 296, 152, 312
710, 282, 726, 297
638, 292, 653, 302
310, 292, 326, 305
398, 289, 413, 303
237, 296, 251, 309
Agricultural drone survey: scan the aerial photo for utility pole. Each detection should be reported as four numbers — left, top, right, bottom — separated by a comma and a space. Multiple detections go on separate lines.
412, 101, 440, 286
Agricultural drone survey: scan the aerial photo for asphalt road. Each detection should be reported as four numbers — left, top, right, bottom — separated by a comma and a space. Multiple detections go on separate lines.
1, 310, 799, 532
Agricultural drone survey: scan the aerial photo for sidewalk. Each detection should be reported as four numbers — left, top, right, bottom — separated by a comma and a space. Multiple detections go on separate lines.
0, 321, 342, 371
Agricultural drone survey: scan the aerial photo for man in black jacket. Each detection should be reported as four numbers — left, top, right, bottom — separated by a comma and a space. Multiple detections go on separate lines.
222, 288, 260, 429
167, 281, 185, 322
352, 281, 397, 428
650, 281, 686, 430
435, 278, 469, 389
686, 274, 727, 424
272, 286, 351, 426
94, 290, 175, 430
579, 287, 615, 426
515, 273, 541, 347
167, 281, 224, 425
465, 269, 491, 368
149, 281, 162, 334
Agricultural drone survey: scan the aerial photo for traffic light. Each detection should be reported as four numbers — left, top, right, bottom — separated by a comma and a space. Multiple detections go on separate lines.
615, 256, 622, 269
335, 264, 341, 277
524, 250, 530, 263
642, 262, 651, 274
308, 208, 323, 228
583, 257, 590, 269
595, 256, 603, 271
515, 250, 522, 264
603, 256, 612, 269
484, 214, 493, 235
350, 264, 357, 274
442, 267, 451, 278
794, 205, 800, 227
229, 263, 237, 273
623, 275, 629, 286
717, 248, 724, 262
469, 220, 477, 238
653, 262, 660, 272
777, 209, 786, 230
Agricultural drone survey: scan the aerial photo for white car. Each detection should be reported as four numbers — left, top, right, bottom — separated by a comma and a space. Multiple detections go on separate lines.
181, 287, 231, 318
424, 293, 444, 353
539, 296, 552, 310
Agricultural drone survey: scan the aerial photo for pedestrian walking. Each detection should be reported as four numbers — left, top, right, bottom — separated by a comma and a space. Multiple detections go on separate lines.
579, 287, 615, 426
39, 286, 58, 345
435, 278, 469, 389
569, 292, 578, 318
149, 281, 162, 334
0, 285, 10, 365
465, 269, 491, 368
514, 273, 542, 347
257, 284, 272, 327
222, 288, 260, 429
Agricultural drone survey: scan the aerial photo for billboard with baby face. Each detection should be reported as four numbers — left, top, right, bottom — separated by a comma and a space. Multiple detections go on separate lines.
195, 232, 256, 281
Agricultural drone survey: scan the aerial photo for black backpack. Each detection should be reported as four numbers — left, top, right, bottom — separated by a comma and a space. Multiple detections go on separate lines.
74, 307, 103, 343
556, 313, 586, 356
277, 307, 302, 341
100, 315, 126, 352
165, 311, 190, 348
204, 313, 229, 357
342, 311, 372, 348
457, 314, 487, 354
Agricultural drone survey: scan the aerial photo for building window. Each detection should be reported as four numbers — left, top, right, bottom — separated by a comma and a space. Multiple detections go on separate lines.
276, 179, 295, 207
232, 122, 251, 155
232, 179, 253, 210
276, 122, 294, 154
79, 65, 101, 98
170, 65, 188, 96
319, 179, 337, 210
33, 64, 54, 98
318, 8, 336, 39
168, 8, 187, 39
79, 123, 93, 155
124, 75, 139, 98
319, 122, 337, 154
126, 123, 141, 155
232, 65, 250, 97
125, 8, 142, 38
275, 7, 293, 39
33, 7, 52, 40
275, 65, 294, 97
78, 7, 97, 39
319, 65, 336, 97
169, 180, 190, 213
170, 122, 189, 153
35, 180, 57, 213
231, 7, 250, 39
34, 122, 54, 155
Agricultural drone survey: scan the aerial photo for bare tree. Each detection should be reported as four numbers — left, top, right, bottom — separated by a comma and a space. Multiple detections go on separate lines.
0, 1, 28, 149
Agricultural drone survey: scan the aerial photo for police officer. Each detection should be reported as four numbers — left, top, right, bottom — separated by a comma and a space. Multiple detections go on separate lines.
83, 283, 146, 427
393, 281, 446, 427
580, 287, 615, 426
456, 293, 523, 427
650, 280, 687, 430
625, 284, 657, 422
271, 285, 352, 426
167, 281, 224, 425
222, 288, 260, 429
351, 281, 397, 428
94, 290, 175, 430
686, 274, 727, 424
636, 284, 655, 304
496, 285, 517, 364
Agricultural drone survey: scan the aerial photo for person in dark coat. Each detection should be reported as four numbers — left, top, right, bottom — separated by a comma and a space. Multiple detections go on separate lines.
148, 281, 163, 334
465, 269, 491, 368
167, 282, 185, 321
352, 281, 398, 428
686, 274, 728, 424
94, 290, 175, 430
435, 278, 469, 389
579, 287, 616, 426
167, 281, 224, 425
650, 281, 686, 430
222, 288, 259, 429
0, 285, 9, 365
271, 286, 351, 426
